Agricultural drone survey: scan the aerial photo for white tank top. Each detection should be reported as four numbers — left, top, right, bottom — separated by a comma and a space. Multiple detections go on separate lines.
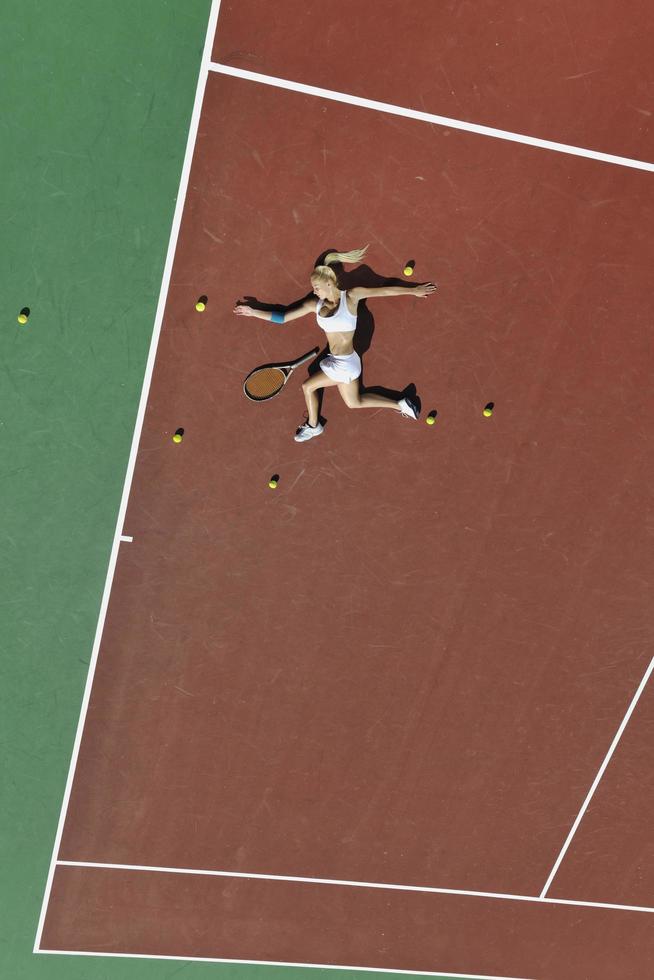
315, 290, 357, 334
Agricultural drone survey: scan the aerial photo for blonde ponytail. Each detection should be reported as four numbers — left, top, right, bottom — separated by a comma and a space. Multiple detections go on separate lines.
322, 244, 369, 267
312, 244, 369, 286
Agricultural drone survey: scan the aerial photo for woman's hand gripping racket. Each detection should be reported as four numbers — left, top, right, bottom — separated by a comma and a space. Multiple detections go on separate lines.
243, 348, 320, 402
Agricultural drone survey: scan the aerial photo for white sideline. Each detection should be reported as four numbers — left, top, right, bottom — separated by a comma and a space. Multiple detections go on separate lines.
56, 860, 654, 915
32, 0, 225, 954
541, 654, 654, 898
209, 62, 654, 172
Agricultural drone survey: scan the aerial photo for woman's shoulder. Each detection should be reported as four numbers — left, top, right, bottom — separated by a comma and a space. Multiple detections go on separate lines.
344, 289, 360, 315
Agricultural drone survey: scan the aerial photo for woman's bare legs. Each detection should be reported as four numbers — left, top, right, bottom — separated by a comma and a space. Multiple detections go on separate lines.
337, 380, 403, 412
301, 371, 340, 426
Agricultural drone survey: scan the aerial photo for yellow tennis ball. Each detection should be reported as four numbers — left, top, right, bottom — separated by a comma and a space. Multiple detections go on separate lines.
426, 416, 435, 425
195, 301, 206, 312
173, 433, 183, 443
483, 408, 493, 417
268, 479, 278, 489
403, 266, 414, 276
17, 313, 28, 324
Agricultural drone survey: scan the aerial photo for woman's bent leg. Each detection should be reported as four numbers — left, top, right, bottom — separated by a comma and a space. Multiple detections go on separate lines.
338, 381, 401, 411
301, 371, 340, 426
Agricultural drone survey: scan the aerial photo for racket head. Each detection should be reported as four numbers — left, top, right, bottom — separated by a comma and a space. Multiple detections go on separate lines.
242, 347, 320, 402
243, 365, 287, 401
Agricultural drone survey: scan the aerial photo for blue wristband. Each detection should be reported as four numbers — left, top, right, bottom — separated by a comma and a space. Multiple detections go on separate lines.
270, 311, 285, 324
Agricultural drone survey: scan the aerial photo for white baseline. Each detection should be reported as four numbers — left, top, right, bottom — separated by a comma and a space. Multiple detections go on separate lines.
34, 948, 536, 980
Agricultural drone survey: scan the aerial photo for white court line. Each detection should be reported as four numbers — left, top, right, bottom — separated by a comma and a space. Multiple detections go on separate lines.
56, 860, 654, 915
33, 949, 535, 980
209, 63, 654, 173
541, 654, 654, 898
119, 535, 133, 543
32, 0, 225, 954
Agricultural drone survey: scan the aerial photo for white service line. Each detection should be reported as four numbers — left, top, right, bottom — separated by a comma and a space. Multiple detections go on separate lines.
32, 0, 225, 954
33, 949, 535, 980
56, 859, 654, 915
209, 63, 654, 173
540, 654, 654, 898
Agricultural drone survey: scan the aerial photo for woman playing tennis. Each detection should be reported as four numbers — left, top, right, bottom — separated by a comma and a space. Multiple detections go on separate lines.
233, 245, 437, 441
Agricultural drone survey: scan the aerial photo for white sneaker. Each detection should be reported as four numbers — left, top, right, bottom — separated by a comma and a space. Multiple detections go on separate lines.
294, 421, 324, 442
398, 397, 419, 420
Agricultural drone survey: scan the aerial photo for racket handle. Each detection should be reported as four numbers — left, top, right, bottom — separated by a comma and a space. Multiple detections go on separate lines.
292, 347, 320, 368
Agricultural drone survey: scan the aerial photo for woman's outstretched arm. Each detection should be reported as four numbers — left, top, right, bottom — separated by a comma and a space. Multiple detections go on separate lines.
349, 282, 437, 302
233, 295, 315, 323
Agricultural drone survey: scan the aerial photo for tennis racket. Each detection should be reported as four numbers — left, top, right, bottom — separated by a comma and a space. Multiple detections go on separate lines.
243, 347, 319, 402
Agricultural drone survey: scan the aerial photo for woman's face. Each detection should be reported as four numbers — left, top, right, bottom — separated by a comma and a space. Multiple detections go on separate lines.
312, 278, 335, 301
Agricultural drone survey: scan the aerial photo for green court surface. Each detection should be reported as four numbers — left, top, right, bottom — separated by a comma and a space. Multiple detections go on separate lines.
1, 3, 472, 980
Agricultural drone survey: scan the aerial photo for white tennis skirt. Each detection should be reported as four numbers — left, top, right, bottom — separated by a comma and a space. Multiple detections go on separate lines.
320, 351, 362, 384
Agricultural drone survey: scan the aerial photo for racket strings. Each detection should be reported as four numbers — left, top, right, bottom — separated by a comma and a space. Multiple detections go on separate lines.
245, 366, 286, 399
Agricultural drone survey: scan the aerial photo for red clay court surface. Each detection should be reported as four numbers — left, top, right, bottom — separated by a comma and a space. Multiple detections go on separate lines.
37, 3, 654, 979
